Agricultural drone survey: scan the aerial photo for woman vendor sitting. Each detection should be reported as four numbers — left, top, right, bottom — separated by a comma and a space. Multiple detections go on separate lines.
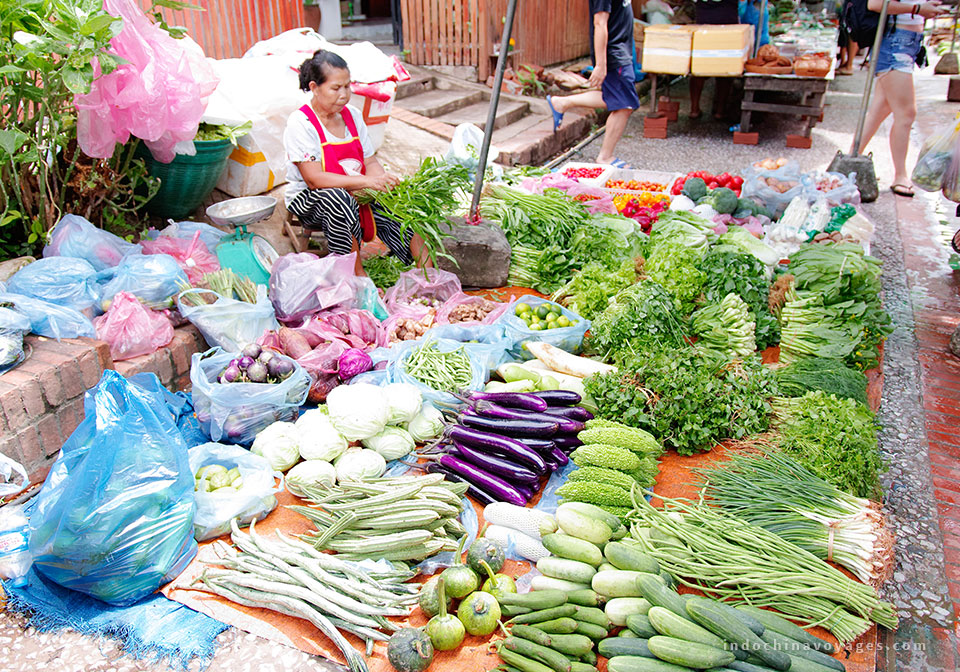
284, 49, 430, 276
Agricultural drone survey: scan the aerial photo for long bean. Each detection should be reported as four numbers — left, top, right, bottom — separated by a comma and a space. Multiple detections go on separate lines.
403, 340, 474, 393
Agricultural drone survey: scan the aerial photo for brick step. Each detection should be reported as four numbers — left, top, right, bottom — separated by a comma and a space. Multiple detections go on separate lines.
494, 111, 594, 167
435, 99, 529, 132
395, 74, 436, 101
400, 87, 485, 119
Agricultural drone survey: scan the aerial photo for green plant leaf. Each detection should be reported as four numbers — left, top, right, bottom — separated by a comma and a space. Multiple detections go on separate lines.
79, 13, 118, 36
60, 65, 89, 94
0, 129, 29, 158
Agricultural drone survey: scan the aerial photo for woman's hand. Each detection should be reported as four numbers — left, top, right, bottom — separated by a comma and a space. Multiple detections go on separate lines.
364, 173, 400, 192
918, 1, 947, 18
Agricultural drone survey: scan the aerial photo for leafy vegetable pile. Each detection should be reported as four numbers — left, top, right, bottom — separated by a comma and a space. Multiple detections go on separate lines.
551, 259, 638, 320
362, 255, 413, 289
690, 292, 756, 362
699, 245, 779, 349
775, 356, 869, 405
586, 280, 686, 360
642, 239, 706, 315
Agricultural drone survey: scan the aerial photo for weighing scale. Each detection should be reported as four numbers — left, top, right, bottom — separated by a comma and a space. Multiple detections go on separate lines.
206, 196, 281, 285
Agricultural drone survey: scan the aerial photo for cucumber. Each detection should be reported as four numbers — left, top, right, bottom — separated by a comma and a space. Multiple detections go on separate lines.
605, 597, 651, 626
538, 557, 598, 584
593, 570, 651, 598
569, 662, 597, 672
511, 625, 594, 657
567, 589, 605, 608
726, 662, 780, 672
573, 620, 608, 640
647, 606, 728, 650
783, 653, 844, 672
500, 590, 568, 610
758, 631, 844, 672
608, 655, 693, 672
502, 604, 534, 618
556, 506, 614, 545
559, 502, 622, 533
598, 637, 655, 659
619, 629, 640, 638
685, 598, 790, 671
604, 541, 660, 573
501, 636, 573, 672
647, 635, 736, 669
497, 646, 556, 672
711, 601, 763, 636
531, 576, 591, 593
635, 573, 688, 617
735, 605, 836, 654
659, 571, 675, 590
626, 614, 658, 638
508, 604, 578, 625
533, 617, 579, 634
581, 650, 597, 666
598, 563, 618, 573
571, 605, 610, 629
543, 533, 604, 566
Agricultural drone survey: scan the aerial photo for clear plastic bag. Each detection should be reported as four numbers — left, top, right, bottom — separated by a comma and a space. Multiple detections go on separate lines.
6, 257, 103, 317
425, 323, 514, 375
304, 309, 381, 350
157, 219, 229, 253
177, 286, 279, 353
141, 231, 220, 284
28, 370, 197, 606
378, 304, 436, 346
383, 268, 462, 314
0, 292, 95, 340
436, 292, 515, 326
0, 306, 31, 373
385, 337, 488, 406
188, 443, 282, 541
99, 253, 189, 311
913, 119, 960, 192
43, 214, 142, 272
190, 347, 311, 445
94, 291, 175, 361
0, 451, 28, 497
444, 123, 499, 180
802, 171, 861, 207
0, 502, 31, 587
495, 296, 590, 360
270, 252, 388, 324
740, 162, 804, 218
943, 135, 960, 204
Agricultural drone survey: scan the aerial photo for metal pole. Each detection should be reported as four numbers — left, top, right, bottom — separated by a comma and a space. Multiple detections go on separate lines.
850, 0, 890, 155
754, 0, 768, 58
469, 0, 520, 222
950, 0, 959, 52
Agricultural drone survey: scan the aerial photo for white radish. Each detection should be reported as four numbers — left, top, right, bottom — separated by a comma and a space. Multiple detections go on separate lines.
524, 341, 616, 379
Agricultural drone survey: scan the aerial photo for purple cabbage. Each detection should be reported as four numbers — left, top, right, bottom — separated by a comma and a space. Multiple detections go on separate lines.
338, 349, 373, 381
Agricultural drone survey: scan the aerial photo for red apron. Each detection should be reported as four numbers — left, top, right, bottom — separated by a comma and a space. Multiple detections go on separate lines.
299, 103, 377, 242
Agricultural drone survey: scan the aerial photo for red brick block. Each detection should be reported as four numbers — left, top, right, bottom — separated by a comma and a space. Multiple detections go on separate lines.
643, 127, 668, 139
644, 115, 668, 129
56, 400, 81, 442
2, 370, 46, 419
0, 380, 25, 432
0, 436, 23, 470
733, 132, 759, 145
37, 413, 63, 458
59, 359, 86, 400
170, 330, 194, 376
77, 348, 105, 389
786, 134, 812, 149
658, 99, 680, 122
16, 424, 42, 467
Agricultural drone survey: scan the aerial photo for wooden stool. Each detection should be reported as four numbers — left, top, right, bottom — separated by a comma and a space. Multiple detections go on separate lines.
282, 208, 331, 255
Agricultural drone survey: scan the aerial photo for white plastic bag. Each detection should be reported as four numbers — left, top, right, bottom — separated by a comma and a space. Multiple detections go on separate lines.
444, 123, 501, 179
188, 443, 282, 541
0, 503, 31, 587
177, 286, 279, 353
0, 452, 28, 497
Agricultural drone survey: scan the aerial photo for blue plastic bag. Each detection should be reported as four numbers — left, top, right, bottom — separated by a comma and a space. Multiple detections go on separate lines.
98, 254, 188, 311
157, 220, 229, 253
43, 214, 142, 272
385, 336, 488, 406
190, 348, 311, 445
496, 296, 590, 360
425, 323, 514, 375
6, 257, 103, 317
0, 292, 95, 340
28, 371, 197, 606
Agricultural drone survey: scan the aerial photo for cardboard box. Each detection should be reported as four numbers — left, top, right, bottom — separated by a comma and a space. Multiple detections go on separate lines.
642, 25, 695, 75
692, 25, 754, 76
216, 133, 280, 198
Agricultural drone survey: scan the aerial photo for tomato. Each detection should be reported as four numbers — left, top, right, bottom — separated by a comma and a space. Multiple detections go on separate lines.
708, 181, 719, 189
732, 175, 744, 187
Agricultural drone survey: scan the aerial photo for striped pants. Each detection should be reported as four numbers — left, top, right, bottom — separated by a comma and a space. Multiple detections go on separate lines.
288, 187, 414, 264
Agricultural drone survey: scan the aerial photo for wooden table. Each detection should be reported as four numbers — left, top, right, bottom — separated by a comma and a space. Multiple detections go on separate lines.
739, 71, 832, 138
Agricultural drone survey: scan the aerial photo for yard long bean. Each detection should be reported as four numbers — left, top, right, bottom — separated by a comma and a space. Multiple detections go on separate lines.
402, 340, 474, 393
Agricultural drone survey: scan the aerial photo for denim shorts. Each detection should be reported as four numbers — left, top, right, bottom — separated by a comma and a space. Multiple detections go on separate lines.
601, 65, 641, 112
875, 28, 923, 75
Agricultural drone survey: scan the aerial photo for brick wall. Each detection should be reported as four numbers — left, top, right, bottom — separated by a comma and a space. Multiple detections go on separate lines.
0, 325, 208, 484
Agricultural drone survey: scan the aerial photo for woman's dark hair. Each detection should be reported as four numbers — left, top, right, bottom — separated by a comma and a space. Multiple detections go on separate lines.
298, 49, 349, 91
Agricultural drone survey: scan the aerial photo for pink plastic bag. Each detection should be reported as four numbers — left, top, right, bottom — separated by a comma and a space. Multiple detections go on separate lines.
383, 268, 461, 314
74, 0, 219, 162
378, 305, 436, 346
297, 341, 348, 404
303, 309, 381, 350
93, 292, 174, 361
141, 232, 220, 284
436, 293, 514, 326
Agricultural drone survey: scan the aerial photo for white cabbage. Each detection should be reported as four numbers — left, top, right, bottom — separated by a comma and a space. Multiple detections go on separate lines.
295, 409, 348, 461
405, 404, 445, 442
326, 383, 390, 441
334, 447, 386, 482
384, 383, 423, 425
286, 460, 337, 496
251, 421, 300, 472
362, 426, 415, 461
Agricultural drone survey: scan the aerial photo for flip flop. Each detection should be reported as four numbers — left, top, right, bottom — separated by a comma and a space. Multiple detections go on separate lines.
546, 95, 564, 132
610, 158, 633, 169
890, 183, 915, 198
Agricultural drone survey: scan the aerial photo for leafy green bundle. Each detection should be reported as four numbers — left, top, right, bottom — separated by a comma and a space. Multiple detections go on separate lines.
642, 239, 706, 315
585, 348, 776, 455
362, 255, 413, 289
690, 292, 756, 362
550, 259, 638, 320
775, 357, 869, 405
700, 245, 779, 349
771, 391, 884, 499
586, 280, 686, 359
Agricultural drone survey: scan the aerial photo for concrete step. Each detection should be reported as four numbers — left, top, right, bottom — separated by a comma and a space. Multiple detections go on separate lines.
395, 74, 435, 101
494, 111, 595, 166
401, 88, 485, 119
435, 99, 529, 132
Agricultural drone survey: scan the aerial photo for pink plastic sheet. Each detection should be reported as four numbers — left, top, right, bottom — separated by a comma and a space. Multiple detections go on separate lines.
75, 0, 219, 162
141, 231, 219, 284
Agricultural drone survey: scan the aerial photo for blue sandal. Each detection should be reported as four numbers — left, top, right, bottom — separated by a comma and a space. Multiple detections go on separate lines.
547, 95, 564, 132
610, 158, 633, 169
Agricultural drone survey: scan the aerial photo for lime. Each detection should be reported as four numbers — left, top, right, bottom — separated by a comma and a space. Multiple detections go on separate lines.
546, 312, 559, 323
515, 303, 531, 315
529, 322, 544, 331
536, 305, 550, 319
557, 315, 571, 327
520, 312, 533, 323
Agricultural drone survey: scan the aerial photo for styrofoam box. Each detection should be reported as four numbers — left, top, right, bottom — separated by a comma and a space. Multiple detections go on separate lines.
558, 161, 615, 188
600, 168, 682, 197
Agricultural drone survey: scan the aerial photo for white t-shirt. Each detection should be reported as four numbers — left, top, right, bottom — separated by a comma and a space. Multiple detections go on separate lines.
283, 104, 374, 207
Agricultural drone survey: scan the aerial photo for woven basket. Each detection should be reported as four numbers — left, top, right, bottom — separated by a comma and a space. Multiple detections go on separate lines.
139, 138, 234, 219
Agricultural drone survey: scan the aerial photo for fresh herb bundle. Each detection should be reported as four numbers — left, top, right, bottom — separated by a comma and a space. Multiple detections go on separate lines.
771, 390, 884, 499
357, 157, 471, 267
481, 184, 587, 250
690, 292, 756, 362
551, 259, 638, 320
586, 280, 686, 359
642, 239, 706, 315
585, 348, 776, 455
775, 357, 869, 405
570, 215, 644, 270
507, 244, 575, 294
700, 244, 779, 349
789, 242, 883, 304
362, 254, 412, 289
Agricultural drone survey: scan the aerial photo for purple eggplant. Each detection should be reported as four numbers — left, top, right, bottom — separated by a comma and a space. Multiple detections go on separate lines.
459, 413, 559, 438
468, 392, 548, 412
475, 403, 583, 434
449, 442, 541, 485
553, 435, 583, 451
531, 390, 582, 406
550, 446, 569, 466
438, 454, 528, 506
515, 481, 537, 500
516, 437, 557, 455
447, 425, 548, 473
426, 462, 498, 506
543, 406, 594, 422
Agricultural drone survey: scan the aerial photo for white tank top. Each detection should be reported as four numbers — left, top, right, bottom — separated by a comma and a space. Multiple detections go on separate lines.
895, 13, 924, 29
